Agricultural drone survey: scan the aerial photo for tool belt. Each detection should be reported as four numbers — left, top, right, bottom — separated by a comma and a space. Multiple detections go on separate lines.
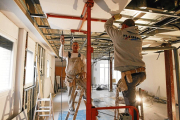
65, 73, 84, 87
117, 67, 145, 92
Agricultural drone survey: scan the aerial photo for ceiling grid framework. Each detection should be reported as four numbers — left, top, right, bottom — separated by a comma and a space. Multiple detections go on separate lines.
14, 0, 180, 60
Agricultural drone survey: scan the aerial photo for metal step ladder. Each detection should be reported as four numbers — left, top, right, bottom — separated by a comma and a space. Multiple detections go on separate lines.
33, 93, 54, 120
65, 85, 86, 120
114, 88, 144, 120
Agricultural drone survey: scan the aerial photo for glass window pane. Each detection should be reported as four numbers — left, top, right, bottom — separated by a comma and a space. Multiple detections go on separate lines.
105, 64, 108, 67
0, 36, 13, 92
100, 68, 104, 84
105, 68, 108, 84
100, 64, 104, 67
113, 70, 116, 79
25, 50, 34, 84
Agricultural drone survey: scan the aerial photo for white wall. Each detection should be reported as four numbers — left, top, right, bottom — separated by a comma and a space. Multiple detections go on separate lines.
0, 12, 18, 120
51, 56, 55, 93
140, 53, 167, 98
44, 51, 55, 98
0, 12, 56, 119
139, 52, 178, 102
14, 28, 27, 117
93, 53, 179, 102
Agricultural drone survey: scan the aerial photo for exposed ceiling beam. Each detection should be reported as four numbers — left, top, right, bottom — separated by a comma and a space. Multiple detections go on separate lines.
30, 13, 45, 18
125, 7, 180, 18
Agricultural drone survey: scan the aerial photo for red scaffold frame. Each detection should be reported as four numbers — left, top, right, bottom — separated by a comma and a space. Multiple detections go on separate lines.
91, 106, 139, 120
47, 0, 140, 119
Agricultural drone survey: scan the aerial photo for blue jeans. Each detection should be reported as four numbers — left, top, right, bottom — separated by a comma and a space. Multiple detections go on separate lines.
122, 72, 146, 120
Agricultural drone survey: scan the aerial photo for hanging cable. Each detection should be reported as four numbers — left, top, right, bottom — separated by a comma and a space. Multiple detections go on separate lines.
156, 53, 161, 60
60, 31, 64, 120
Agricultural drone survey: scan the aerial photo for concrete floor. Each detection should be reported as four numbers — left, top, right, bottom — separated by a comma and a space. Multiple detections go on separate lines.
53, 89, 179, 120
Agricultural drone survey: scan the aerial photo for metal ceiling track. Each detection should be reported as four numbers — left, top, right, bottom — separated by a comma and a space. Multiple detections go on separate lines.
15, 0, 180, 60
14, 0, 60, 58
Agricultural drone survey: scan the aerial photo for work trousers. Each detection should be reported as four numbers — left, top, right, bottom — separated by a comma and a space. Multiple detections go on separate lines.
122, 72, 146, 120
67, 78, 87, 110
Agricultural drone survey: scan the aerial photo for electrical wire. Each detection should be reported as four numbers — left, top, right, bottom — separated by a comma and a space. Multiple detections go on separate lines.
156, 53, 160, 60
60, 31, 64, 120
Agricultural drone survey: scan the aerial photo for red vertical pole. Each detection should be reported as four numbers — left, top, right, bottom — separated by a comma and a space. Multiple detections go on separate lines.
164, 48, 176, 120
86, 1, 94, 120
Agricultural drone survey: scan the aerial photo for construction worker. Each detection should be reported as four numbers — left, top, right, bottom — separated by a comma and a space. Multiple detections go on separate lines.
59, 35, 86, 115
104, 14, 146, 119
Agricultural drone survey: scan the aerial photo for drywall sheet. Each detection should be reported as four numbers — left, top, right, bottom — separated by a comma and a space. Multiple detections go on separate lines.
40, 0, 131, 32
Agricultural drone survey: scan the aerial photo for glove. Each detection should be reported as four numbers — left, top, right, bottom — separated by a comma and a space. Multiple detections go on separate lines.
113, 14, 122, 21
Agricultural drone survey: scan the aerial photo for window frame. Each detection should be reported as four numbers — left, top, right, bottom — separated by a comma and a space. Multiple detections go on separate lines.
0, 32, 17, 96
100, 63, 109, 84
24, 49, 35, 88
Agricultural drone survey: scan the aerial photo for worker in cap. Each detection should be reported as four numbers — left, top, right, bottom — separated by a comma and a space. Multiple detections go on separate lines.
105, 14, 146, 120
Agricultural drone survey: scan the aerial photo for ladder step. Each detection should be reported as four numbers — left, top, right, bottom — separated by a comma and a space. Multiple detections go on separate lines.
36, 110, 51, 112
38, 114, 53, 117
75, 90, 81, 92
38, 98, 50, 101
39, 106, 51, 109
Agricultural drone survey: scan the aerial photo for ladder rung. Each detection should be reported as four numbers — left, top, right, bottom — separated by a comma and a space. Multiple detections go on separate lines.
38, 114, 53, 117
39, 106, 51, 109
36, 110, 51, 112
38, 98, 50, 101
75, 90, 81, 92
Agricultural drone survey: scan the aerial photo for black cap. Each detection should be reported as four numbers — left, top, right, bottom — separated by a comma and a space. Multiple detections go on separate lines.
121, 19, 135, 27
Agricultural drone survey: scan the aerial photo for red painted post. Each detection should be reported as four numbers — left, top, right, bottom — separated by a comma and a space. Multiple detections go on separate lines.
46, 14, 107, 22
164, 48, 176, 120
86, 1, 94, 120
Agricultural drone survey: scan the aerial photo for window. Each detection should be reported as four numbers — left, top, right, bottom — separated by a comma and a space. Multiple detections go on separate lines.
25, 50, 34, 85
0, 36, 13, 92
47, 60, 49, 77
112, 60, 121, 83
100, 63, 109, 84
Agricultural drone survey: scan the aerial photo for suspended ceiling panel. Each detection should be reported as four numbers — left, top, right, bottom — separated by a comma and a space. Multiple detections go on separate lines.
158, 31, 180, 37
40, 0, 131, 32
141, 12, 163, 20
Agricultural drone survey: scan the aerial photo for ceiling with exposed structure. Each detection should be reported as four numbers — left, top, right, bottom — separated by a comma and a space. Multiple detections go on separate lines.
13, 0, 180, 60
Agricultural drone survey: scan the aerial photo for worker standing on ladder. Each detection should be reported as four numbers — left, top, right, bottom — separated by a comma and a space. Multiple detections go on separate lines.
59, 35, 86, 115
104, 14, 146, 119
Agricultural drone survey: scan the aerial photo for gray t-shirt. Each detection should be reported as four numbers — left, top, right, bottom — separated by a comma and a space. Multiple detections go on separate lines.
104, 18, 145, 72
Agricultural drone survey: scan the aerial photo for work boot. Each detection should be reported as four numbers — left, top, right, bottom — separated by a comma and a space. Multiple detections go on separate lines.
69, 108, 75, 115
83, 95, 86, 100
